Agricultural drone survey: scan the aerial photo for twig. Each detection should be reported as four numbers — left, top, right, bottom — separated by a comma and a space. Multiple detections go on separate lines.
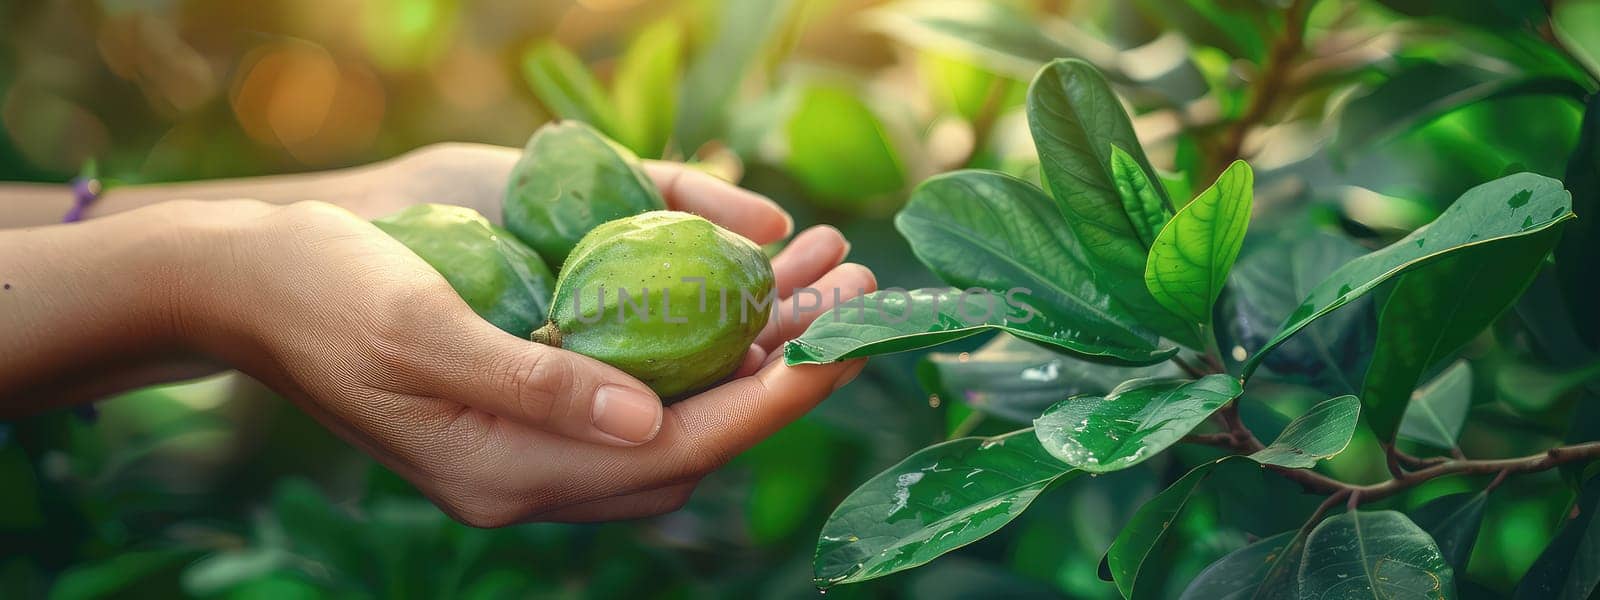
1171, 355, 1209, 379
949, 411, 986, 440
1393, 446, 1450, 469
1384, 444, 1409, 479
1209, 0, 1316, 178
1180, 423, 1600, 505
962, 76, 1012, 167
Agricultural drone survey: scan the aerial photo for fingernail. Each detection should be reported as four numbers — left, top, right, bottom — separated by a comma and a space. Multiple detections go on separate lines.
592, 385, 662, 445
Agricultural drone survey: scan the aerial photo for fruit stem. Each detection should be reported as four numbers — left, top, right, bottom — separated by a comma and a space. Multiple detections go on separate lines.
530, 322, 562, 347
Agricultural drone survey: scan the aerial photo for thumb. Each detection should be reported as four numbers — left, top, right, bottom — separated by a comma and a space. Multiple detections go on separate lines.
418, 314, 664, 447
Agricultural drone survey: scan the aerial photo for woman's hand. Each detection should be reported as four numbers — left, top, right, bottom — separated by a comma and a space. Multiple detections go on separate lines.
1, 158, 872, 525
185, 198, 870, 525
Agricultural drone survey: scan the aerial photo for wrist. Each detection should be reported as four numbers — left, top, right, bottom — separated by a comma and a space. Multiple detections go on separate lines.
0, 203, 217, 405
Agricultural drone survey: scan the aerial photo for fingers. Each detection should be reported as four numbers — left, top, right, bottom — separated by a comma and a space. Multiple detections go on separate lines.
755, 262, 877, 351
732, 344, 767, 379
660, 358, 867, 474
403, 307, 665, 448
769, 225, 850, 298
642, 161, 791, 244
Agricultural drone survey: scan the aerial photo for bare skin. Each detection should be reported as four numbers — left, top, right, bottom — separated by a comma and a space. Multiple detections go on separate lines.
0, 144, 874, 525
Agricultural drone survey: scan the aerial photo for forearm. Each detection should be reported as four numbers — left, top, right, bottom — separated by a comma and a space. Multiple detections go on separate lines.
0, 166, 375, 229
0, 205, 205, 413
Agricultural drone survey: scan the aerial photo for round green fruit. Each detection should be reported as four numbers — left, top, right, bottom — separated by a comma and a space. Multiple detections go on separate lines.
532, 211, 775, 398
373, 204, 556, 338
502, 121, 667, 272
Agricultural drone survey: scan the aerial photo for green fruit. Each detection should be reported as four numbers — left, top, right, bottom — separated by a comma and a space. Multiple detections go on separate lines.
374, 204, 556, 338
503, 121, 667, 272
533, 211, 775, 398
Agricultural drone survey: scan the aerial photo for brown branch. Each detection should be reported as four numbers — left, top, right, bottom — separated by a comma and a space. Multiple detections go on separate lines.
1180, 413, 1600, 506
1209, 0, 1316, 178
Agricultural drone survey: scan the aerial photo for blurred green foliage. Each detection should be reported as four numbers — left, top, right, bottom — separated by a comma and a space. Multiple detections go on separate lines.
4, 0, 1600, 597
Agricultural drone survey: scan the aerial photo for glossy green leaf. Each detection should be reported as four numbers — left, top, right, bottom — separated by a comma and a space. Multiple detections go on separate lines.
785, 288, 1175, 366
1514, 474, 1600, 599
1242, 173, 1575, 380
1553, 0, 1600, 80
612, 21, 683, 158
1559, 95, 1600, 349
862, 0, 1069, 78
1179, 529, 1303, 600
501, 121, 667, 271
1145, 160, 1253, 328
1249, 395, 1361, 469
1108, 459, 1216, 599
1410, 491, 1489, 572
1222, 229, 1375, 395
1026, 59, 1198, 349
1334, 62, 1588, 157
918, 334, 1180, 423
1033, 374, 1242, 473
894, 169, 1177, 362
1111, 144, 1172, 248
373, 204, 556, 338
675, 0, 796, 154
1112, 446, 1336, 599
1398, 361, 1473, 450
813, 429, 1075, 587
1299, 510, 1456, 599
786, 84, 905, 204
519, 41, 621, 138
1362, 225, 1563, 443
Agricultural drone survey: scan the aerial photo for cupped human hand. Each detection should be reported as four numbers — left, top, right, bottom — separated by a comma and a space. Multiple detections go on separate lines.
169, 166, 870, 525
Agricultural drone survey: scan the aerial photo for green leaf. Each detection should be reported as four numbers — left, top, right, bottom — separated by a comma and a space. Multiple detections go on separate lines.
785, 84, 905, 204
1248, 394, 1361, 469
894, 170, 1175, 360
612, 21, 683, 158
1334, 62, 1589, 157
1111, 144, 1173, 248
1242, 173, 1575, 380
862, 0, 1069, 78
1144, 160, 1253, 328
1033, 374, 1242, 473
784, 288, 1175, 366
813, 429, 1075, 587
1108, 459, 1217, 599
1559, 95, 1600, 350
373, 204, 556, 338
501, 121, 667, 271
1397, 361, 1473, 450
1514, 474, 1600, 599
1179, 529, 1303, 599
519, 41, 622, 138
675, 0, 797, 154
1026, 58, 1198, 349
1553, 0, 1600, 80
1410, 491, 1489, 572
1299, 510, 1457, 599
1109, 392, 1359, 598
1222, 229, 1375, 395
1361, 224, 1563, 443
917, 334, 1180, 423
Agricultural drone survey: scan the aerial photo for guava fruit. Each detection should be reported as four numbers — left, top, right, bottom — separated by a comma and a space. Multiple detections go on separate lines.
532, 211, 775, 398
502, 121, 667, 272
374, 204, 556, 338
